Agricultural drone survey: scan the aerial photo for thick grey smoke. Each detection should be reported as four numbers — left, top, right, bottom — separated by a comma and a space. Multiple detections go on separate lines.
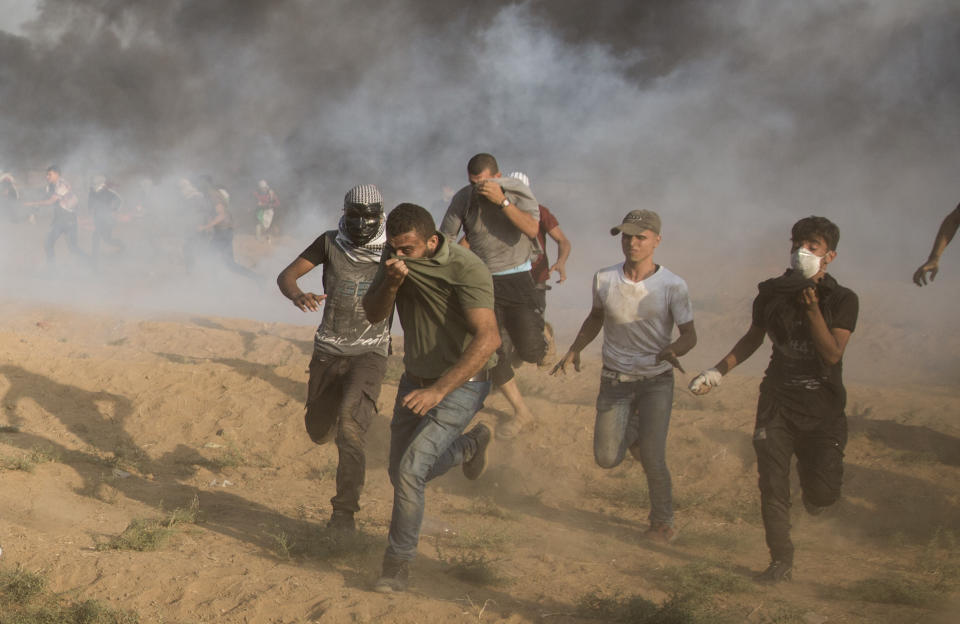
1, 1, 958, 379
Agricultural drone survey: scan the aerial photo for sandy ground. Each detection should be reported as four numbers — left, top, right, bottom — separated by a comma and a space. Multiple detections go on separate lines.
0, 292, 958, 623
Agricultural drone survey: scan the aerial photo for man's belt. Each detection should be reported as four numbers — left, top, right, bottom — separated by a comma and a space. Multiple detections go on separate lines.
600, 367, 668, 383
404, 369, 490, 388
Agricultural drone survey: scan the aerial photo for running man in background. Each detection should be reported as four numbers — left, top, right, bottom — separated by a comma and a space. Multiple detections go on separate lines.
441, 153, 546, 439
1, 171, 21, 223
24, 165, 85, 266
689, 216, 857, 583
277, 184, 391, 531
88, 174, 126, 266
254, 179, 280, 242
553, 209, 695, 544
364, 203, 498, 593
188, 176, 257, 278
913, 202, 960, 286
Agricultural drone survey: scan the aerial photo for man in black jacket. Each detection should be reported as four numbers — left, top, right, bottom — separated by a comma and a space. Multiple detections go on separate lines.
689, 216, 858, 583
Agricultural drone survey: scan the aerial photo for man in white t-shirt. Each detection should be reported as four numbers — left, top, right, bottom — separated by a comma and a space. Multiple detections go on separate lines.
25, 165, 85, 265
552, 209, 696, 542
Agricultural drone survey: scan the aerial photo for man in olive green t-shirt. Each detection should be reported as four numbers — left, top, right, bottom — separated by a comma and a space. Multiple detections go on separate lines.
363, 203, 500, 593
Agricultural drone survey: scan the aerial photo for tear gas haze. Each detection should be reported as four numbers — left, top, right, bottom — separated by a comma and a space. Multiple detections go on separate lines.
1, 0, 958, 382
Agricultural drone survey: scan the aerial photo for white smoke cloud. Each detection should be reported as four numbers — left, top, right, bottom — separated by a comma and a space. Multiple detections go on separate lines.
1, 0, 958, 379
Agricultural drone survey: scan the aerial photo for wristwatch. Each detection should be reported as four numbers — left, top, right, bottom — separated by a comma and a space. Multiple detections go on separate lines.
500, 198, 511, 208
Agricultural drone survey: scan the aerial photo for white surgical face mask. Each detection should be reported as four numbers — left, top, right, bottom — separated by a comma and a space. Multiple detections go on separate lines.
790, 247, 822, 278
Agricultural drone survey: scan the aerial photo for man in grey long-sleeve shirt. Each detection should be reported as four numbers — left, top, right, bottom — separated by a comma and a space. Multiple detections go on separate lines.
440, 153, 547, 439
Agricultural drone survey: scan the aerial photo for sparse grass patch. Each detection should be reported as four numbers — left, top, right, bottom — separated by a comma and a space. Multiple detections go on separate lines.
825, 575, 947, 608
754, 604, 807, 624
676, 527, 751, 552
450, 526, 511, 551
468, 497, 518, 521
707, 493, 760, 525
0, 566, 47, 603
199, 442, 246, 470
292, 525, 381, 564
652, 562, 751, 596
433, 526, 512, 587
268, 529, 295, 561
0, 446, 58, 472
437, 550, 505, 586
0, 425, 19, 434
307, 460, 338, 481
591, 478, 650, 508
96, 497, 201, 552
577, 589, 723, 623
0, 565, 140, 623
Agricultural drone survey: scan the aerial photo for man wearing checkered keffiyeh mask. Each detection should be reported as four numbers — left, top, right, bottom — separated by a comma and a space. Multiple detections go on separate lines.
336, 184, 386, 263
277, 183, 392, 532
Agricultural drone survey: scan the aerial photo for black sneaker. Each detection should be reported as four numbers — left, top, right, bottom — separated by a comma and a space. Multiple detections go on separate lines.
755, 560, 793, 583
327, 510, 355, 532
373, 556, 409, 593
462, 423, 492, 480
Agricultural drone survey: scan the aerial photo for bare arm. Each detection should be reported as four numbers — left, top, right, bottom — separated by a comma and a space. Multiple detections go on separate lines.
400, 306, 501, 416
363, 258, 406, 323
914, 204, 960, 286
546, 225, 572, 283
277, 257, 326, 312
24, 193, 59, 208
551, 306, 604, 375
714, 324, 765, 375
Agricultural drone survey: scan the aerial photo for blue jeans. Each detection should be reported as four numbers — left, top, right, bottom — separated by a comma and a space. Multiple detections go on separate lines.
386, 375, 490, 561
594, 369, 675, 527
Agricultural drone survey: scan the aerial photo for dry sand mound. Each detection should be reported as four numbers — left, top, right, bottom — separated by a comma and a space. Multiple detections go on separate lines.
0, 301, 958, 623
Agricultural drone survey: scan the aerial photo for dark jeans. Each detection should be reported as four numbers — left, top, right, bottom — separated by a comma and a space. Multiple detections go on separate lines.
594, 369, 675, 527
491, 271, 547, 386
92, 216, 125, 262
306, 351, 387, 514
532, 283, 549, 317
386, 374, 490, 561
44, 217, 85, 262
753, 393, 847, 564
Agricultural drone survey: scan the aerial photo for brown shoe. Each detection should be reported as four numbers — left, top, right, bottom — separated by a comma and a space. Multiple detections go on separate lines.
645, 523, 678, 544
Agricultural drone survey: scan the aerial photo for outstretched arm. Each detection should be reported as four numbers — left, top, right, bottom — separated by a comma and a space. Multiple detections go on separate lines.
914, 203, 960, 286
551, 306, 603, 375
689, 323, 765, 395
277, 257, 326, 312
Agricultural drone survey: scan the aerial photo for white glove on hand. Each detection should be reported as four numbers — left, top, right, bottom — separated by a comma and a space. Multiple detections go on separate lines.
689, 368, 722, 394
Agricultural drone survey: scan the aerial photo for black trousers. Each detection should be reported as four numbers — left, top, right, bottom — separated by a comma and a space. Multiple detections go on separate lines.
491, 271, 547, 386
306, 351, 387, 514
753, 393, 847, 565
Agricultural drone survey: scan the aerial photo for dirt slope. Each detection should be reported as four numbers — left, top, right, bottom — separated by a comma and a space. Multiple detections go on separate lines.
0, 301, 958, 623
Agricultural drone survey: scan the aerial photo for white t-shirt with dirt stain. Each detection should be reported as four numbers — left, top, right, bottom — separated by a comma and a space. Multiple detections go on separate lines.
592, 263, 694, 377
